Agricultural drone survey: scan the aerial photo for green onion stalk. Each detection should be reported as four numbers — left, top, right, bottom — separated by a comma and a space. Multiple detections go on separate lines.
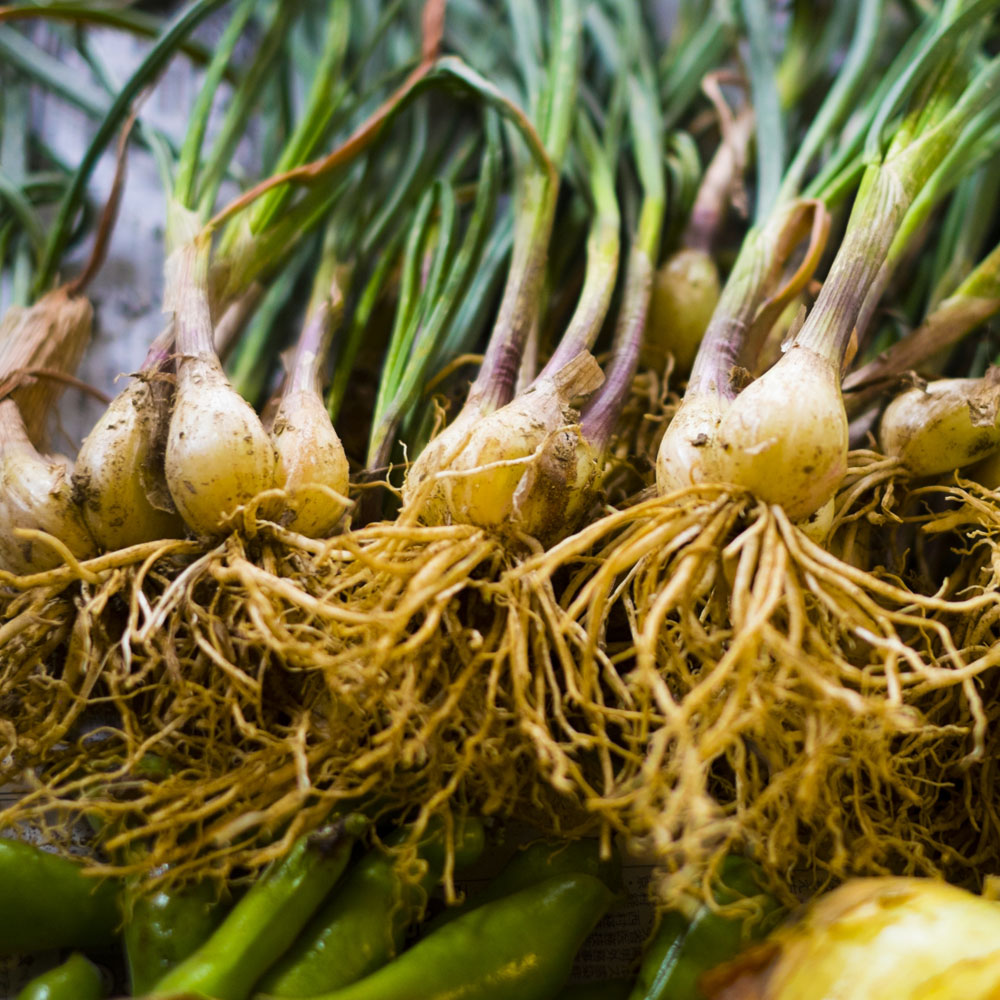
655, 0, 1000, 522
0, 4, 229, 572
362, 112, 503, 514
402, 2, 675, 543
401, 0, 582, 527
73, 0, 397, 544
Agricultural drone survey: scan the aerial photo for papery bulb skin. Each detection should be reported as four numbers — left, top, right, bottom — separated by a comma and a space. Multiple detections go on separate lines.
642, 249, 721, 376
403, 352, 604, 542
402, 404, 481, 521
165, 356, 276, 535
0, 286, 93, 447
880, 376, 1000, 478
268, 389, 350, 537
74, 380, 184, 550
655, 392, 730, 495
714, 345, 848, 521
0, 401, 95, 574
703, 877, 1000, 1000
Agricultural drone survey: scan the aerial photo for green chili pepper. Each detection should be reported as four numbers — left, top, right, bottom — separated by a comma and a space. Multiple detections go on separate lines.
0, 839, 119, 955
148, 814, 367, 1000
553, 979, 633, 1000
14, 952, 104, 1000
627, 856, 783, 1000
125, 879, 230, 995
428, 837, 621, 933
481, 839, 622, 900
292, 872, 615, 1000
260, 817, 486, 997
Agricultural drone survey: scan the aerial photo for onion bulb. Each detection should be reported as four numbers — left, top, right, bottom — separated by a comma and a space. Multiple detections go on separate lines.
642, 249, 721, 376
658, 344, 847, 521
264, 263, 350, 537
74, 374, 184, 550
403, 351, 604, 540
714, 345, 848, 521
879, 371, 1000, 477
268, 388, 349, 537
0, 399, 95, 574
164, 241, 275, 535
655, 391, 732, 494
703, 877, 1000, 1000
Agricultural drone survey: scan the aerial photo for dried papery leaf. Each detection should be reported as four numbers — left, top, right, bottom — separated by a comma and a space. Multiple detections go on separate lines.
0, 288, 93, 448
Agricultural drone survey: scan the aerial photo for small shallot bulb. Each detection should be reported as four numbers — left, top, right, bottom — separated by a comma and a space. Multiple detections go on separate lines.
164, 241, 275, 535
403, 352, 604, 541
659, 345, 848, 521
268, 389, 349, 536
703, 877, 1000, 1000
74, 377, 184, 550
879, 372, 1000, 477
655, 391, 731, 494
0, 399, 95, 574
642, 249, 721, 376
167, 355, 276, 535
714, 345, 848, 521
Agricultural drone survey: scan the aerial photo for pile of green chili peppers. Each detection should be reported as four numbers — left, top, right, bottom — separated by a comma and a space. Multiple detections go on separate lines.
1, 821, 780, 1000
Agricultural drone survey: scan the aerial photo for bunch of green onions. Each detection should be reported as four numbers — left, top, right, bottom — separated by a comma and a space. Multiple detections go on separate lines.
3, 0, 1000, 964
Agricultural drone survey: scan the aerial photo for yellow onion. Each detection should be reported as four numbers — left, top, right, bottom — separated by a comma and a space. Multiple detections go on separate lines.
0, 399, 95, 574
703, 877, 1000, 1000
164, 241, 275, 535
74, 372, 184, 550
642, 249, 721, 376
879, 372, 1000, 477
403, 351, 604, 540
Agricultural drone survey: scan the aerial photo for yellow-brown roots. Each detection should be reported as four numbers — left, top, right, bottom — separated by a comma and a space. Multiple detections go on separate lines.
499, 474, 1000, 906
0, 460, 997, 903
0, 516, 598, 886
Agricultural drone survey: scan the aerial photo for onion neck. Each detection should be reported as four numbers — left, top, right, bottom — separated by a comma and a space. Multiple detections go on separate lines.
580, 243, 653, 452
140, 324, 176, 374
536, 120, 620, 382
167, 237, 216, 364
685, 226, 770, 399
793, 166, 902, 367
466, 170, 559, 413
286, 285, 339, 399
